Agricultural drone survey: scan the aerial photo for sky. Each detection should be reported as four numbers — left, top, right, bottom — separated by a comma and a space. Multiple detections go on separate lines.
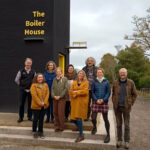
70, 0, 150, 69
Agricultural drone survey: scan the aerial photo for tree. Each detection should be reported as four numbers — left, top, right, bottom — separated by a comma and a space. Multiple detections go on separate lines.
125, 8, 150, 55
116, 46, 149, 88
99, 53, 117, 83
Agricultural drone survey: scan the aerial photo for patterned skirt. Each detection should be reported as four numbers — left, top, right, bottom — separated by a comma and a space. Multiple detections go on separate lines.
91, 101, 109, 113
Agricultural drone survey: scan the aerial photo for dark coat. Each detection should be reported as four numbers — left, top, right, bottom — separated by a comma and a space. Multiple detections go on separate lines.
112, 79, 137, 110
92, 78, 111, 103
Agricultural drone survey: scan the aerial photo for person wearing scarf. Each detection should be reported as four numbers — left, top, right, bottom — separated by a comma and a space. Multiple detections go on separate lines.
30, 73, 49, 138
44, 61, 56, 123
65, 64, 77, 121
69, 70, 89, 142
51, 67, 68, 132
91, 68, 111, 143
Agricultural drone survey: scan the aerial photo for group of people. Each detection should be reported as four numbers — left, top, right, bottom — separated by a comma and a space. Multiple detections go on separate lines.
15, 57, 137, 149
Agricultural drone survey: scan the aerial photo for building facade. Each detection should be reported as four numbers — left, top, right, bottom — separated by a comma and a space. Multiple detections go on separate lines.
0, 0, 70, 112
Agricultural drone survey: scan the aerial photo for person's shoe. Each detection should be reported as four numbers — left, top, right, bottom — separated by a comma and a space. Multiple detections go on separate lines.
75, 136, 84, 142
55, 129, 60, 132
116, 141, 122, 148
28, 118, 32, 121
91, 127, 97, 135
72, 127, 78, 131
50, 120, 54, 123
84, 119, 89, 121
33, 132, 38, 138
45, 119, 49, 123
65, 118, 68, 122
104, 134, 110, 143
125, 142, 129, 149
17, 118, 23, 123
38, 132, 44, 139
59, 129, 64, 132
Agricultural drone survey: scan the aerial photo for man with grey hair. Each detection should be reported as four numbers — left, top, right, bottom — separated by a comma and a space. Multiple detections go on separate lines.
15, 58, 36, 123
82, 57, 98, 121
112, 68, 137, 149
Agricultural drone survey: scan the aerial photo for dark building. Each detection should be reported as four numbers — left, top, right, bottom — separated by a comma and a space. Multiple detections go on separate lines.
0, 0, 70, 112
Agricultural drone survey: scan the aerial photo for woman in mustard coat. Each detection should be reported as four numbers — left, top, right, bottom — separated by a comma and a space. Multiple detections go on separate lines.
69, 70, 89, 142
30, 73, 49, 138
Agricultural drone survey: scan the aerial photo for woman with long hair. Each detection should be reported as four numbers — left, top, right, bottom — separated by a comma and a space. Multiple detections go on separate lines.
44, 61, 56, 123
30, 73, 49, 138
65, 64, 77, 121
69, 70, 89, 142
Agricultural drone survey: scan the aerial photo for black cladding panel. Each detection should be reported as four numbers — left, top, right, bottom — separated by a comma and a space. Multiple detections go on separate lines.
0, 0, 70, 112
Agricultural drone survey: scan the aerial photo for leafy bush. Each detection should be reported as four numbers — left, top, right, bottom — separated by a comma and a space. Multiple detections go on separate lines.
139, 76, 150, 88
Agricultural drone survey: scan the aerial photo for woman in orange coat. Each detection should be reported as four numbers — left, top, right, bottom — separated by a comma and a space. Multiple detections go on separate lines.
69, 70, 89, 142
30, 73, 49, 138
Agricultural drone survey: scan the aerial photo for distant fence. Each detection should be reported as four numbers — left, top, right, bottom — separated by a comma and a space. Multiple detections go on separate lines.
139, 88, 150, 98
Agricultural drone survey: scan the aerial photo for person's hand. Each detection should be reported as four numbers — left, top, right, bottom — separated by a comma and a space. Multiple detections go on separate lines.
54, 96, 60, 100
97, 99, 101, 104
57, 96, 60, 100
41, 102, 44, 106
100, 99, 104, 104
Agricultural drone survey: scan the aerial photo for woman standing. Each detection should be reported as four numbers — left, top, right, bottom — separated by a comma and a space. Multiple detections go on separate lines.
91, 68, 111, 143
65, 64, 77, 121
30, 73, 49, 138
51, 67, 68, 132
44, 61, 56, 123
69, 70, 89, 142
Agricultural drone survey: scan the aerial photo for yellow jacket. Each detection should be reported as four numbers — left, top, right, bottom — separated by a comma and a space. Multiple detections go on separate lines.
30, 83, 49, 110
69, 80, 89, 120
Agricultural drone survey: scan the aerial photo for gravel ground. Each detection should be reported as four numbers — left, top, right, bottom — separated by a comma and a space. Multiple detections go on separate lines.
115, 97, 150, 150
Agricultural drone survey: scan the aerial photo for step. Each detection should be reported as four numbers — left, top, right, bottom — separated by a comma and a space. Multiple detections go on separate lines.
0, 133, 116, 150
0, 113, 92, 131
0, 126, 105, 140
0, 110, 116, 150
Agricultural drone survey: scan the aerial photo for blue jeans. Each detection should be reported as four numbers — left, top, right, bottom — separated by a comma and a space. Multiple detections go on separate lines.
71, 118, 83, 136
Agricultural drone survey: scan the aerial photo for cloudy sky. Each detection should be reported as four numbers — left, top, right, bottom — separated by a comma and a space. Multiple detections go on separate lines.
70, 0, 149, 69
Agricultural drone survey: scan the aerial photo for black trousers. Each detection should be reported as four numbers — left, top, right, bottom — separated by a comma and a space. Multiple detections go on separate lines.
19, 89, 32, 119
65, 101, 70, 119
114, 106, 131, 142
45, 97, 54, 121
91, 112, 110, 135
32, 107, 46, 133
87, 90, 92, 119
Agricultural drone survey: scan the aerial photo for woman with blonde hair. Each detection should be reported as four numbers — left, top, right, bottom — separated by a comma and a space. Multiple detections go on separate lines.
51, 67, 68, 132
30, 73, 49, 138
69, 70, 89, 142
91, 68, 111, 143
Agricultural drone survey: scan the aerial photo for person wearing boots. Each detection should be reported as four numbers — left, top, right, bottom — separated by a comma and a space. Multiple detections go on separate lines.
30, 73, 49, 138
69, 70, 89, 142
112, 68, 137, 149
65, 64, 77, 122
91, 68, 111, 143
15, 58, 36, 123
82, 57, 98, 121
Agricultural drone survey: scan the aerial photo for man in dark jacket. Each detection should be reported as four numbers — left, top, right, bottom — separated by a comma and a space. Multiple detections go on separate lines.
112, 68, 137, 149
15, 58, 36, 123
82, 57, 98, 121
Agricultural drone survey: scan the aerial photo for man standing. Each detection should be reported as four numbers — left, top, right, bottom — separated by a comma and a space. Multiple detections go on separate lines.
112, 68, 137, 149
82, 57, 98, 121
15, 58, 36, 123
